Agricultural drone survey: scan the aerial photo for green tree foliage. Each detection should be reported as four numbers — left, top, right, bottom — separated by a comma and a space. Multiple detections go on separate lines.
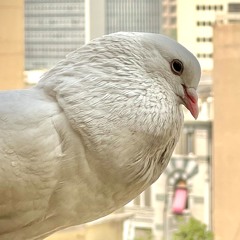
173, 217, 214, 240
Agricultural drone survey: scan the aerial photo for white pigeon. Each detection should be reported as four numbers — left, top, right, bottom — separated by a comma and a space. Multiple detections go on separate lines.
0, 32, 201, 240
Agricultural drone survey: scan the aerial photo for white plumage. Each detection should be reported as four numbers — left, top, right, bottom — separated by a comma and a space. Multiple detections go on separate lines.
0, 32, 201, 240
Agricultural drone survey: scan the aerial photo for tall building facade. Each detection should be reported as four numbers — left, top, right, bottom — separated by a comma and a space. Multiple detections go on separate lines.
0, 0, 24, 89
25, 0, 162, 71
213, 23, 240, 240
86, 0, 162, 41
105, 0, 161, 34
162, 0, 177, 39
25, 0, 85, 70
177, 0, 240, 72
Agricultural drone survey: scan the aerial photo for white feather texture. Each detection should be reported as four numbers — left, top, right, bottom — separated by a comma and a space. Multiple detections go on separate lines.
0, 32, 201, 240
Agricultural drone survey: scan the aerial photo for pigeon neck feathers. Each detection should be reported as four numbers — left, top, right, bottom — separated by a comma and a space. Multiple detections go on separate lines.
39, 32, 184, 136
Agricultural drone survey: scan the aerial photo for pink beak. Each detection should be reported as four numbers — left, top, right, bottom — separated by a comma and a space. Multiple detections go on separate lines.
182, 85, 199, 119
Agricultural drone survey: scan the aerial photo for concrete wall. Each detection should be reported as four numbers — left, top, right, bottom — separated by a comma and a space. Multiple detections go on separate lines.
85, 221, 123, 240
85, 0, 105, 43
46, 221, 123, 240
213, 24, 240, 240
0, 0, 24, 90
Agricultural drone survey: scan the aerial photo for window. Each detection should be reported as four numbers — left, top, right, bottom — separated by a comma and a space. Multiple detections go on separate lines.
229, 3, 240, 12
170, 5, 176, 13
135, 228, 152, 240
170, 17, 176, 25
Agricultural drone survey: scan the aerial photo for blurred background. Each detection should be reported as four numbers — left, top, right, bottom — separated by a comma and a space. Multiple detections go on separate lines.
1, 0, 240, 239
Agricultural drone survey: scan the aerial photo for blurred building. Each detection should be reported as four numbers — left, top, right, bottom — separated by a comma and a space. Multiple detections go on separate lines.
177, 0, 240, 72
152, 118, 212, 240
162, 0, 177, 39
25, 0, 162, 72
213, 23, 240, 240
105, 0, 162, 34
86, 0, 162, 40
0, 0, 24, 90
25, 0, 85, 70
177, 8, 240, 240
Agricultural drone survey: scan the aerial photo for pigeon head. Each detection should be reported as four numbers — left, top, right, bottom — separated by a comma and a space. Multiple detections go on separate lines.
41, 32, 201, 141
131, 32, 201, 119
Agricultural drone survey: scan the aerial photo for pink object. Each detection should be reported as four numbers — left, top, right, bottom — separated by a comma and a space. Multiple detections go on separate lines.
172, 188, 188, 214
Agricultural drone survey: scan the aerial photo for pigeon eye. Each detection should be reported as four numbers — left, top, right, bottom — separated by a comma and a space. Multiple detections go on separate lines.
170, 59, 184, 76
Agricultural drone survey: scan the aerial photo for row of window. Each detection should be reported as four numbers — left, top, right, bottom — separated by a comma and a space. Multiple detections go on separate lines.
25, 60, 60, 70
25, 13, 83, 17
25, 42, 84, 48
196, 5, 223, 11
197, 53, 213, 58
25, 54, 71, 59
196, 37, 212, 42
25, 32, 83, 38
25, 2, 84, 11
25, 27, 84, 32
26, 47, 80, 53
25, 18, 83, 25
25, 10, 84, 16
106, 0, 160, 34
196, 21, 213, 26
196, 19, 240, 27
25, 22, 85, 28
25, 37, 84, 42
